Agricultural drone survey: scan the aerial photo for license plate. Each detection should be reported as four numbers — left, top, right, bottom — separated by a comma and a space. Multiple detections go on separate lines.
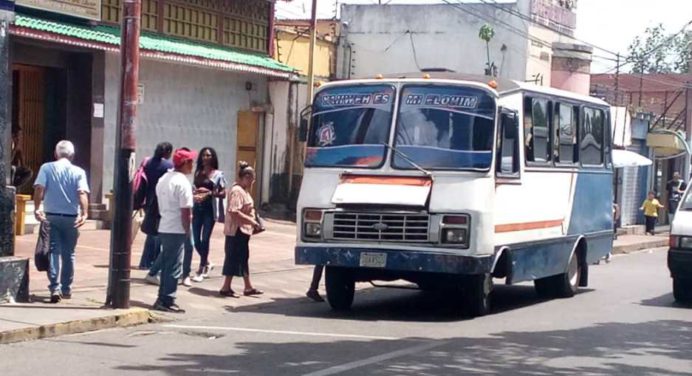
360, 252, 387, 268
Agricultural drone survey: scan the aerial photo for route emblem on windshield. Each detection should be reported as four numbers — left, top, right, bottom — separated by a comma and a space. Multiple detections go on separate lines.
317, 122, 336, 146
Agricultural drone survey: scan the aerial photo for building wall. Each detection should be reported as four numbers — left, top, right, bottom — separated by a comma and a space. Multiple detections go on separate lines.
102, 54, 267, 200
274, 30, 333, 78
337, 4, 529, 80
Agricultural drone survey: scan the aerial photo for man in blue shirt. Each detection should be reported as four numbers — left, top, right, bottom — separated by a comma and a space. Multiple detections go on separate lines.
33, 140, 90, 303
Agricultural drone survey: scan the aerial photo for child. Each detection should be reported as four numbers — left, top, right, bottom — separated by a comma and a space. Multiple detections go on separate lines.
640, 191, 664, 235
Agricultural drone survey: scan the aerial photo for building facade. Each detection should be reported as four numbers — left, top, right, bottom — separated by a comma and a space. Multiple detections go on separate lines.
9, 0, 295, 213
336, 0, 578, 83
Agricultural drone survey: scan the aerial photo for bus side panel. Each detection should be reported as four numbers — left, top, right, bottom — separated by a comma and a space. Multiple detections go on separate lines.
567, 171, 614, 261
507, 236, 579, 284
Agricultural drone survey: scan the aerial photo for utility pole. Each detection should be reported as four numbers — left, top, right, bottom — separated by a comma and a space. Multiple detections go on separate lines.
306, 0, 318, 106
106, 0, 141, 309
614, 53, 620, 105
685, 41, 692, 181
0, 0, 14, 258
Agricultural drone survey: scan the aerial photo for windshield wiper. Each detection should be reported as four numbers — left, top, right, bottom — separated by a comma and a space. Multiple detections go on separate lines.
381, 143, 433, 178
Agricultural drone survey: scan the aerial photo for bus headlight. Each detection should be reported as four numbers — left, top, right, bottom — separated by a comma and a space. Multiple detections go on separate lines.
442, 228, 467, 244
303, 209, 323, 241
305, 222, 322, 237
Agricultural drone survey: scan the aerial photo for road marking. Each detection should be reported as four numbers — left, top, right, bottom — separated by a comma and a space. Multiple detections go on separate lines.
162, 324, 399, 341
302, 340, 449, 376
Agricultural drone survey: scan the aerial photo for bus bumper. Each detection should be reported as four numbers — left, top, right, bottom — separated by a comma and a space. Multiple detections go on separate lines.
668, 248, 692, 278
295, 246, 493, 275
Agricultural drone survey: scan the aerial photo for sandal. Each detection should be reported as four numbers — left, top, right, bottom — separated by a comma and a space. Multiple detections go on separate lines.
243, 288, 264, 296
219, 289, 237, 297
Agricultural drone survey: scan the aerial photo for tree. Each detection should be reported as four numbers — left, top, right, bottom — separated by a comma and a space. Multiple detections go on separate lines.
478, 24, 496, 76
626, 24, 690, 74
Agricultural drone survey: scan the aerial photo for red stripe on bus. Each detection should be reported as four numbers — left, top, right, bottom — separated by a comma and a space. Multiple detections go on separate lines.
495, 219, 564, 233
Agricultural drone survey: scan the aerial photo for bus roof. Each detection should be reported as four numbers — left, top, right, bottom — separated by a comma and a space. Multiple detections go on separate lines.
340, 72, 609, 107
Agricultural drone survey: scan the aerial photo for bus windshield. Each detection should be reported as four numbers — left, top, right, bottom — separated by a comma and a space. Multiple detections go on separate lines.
305, 85, 395, 168
393, 85, 496, 171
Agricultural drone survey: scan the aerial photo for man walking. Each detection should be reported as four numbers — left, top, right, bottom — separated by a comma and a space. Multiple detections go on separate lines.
33, 141, 89, 303
667, 172, 685, 224
153, 147, 195, 313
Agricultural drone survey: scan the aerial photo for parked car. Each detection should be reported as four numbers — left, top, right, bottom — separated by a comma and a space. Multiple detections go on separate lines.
668, 183, 692, 303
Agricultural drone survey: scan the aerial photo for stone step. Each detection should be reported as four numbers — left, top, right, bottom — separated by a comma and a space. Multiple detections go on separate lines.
617, 225, 645, 236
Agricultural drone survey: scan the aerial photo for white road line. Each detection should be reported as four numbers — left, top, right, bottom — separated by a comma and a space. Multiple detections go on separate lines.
302, 340, 449, 376
162, 324, 399, 341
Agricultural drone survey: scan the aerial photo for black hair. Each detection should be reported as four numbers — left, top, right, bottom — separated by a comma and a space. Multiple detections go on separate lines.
195, 147, 219, 175
238, 160, 255, 178
154, 142, 173, 159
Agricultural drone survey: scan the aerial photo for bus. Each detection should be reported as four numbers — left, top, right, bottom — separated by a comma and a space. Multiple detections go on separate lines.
295, 73, 613, 317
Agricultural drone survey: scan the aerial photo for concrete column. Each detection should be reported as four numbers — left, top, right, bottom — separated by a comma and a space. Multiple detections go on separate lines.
550, 42, 593, 96
0, 7, 15, 257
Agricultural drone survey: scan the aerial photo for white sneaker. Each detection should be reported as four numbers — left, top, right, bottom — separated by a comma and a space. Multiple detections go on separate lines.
201, 263, 214, 278
144, 274, 160, 286
182, 276, 192, 287
191, 274, 204, 283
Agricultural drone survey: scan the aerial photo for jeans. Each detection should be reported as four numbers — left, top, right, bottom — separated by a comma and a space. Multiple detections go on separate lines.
149, 235, 192, 278
192, 205, 215, 270
139, 235, 161, 269
645, 215, 657, 234
157, 233, 186, 306
46, 215, 79, 294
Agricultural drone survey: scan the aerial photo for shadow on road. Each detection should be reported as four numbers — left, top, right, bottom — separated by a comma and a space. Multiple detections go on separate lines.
115, 319, 692, 375
225, 284, 592, 323
640, 293, 692, 309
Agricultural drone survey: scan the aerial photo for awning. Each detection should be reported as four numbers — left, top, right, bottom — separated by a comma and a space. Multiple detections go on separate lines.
612, 149, 652, 168
10, 14, 296, 79
646, 132, 690, 158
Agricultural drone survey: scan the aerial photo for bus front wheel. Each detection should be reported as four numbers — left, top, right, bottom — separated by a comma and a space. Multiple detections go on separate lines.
325, 267, 355, 311
463, 273, 493, 317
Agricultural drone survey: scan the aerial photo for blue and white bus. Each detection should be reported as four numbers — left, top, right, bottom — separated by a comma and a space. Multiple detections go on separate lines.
295, 73, 613, 316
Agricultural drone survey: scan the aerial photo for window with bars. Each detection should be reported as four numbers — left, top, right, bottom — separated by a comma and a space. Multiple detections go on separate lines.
101, 0, 269, 52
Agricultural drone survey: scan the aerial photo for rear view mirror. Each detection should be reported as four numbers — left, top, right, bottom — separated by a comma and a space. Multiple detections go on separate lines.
299, 105, 312, 142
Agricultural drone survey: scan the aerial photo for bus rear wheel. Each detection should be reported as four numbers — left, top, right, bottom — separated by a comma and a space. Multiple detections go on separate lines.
325, 267, 355, 311
534, 251, 581, 299
462, 274, 493, 317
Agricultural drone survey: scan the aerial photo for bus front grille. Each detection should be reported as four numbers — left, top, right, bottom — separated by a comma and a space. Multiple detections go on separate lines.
331, 212, 430, 242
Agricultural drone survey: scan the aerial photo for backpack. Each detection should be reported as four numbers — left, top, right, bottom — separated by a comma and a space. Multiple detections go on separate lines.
132, 157, 150, 210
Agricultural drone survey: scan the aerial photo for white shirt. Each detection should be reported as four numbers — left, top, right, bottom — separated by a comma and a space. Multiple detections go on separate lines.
156, 170, 193, 234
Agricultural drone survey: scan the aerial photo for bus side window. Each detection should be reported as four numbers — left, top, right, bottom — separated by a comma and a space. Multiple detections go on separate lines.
523, 96, 551, 164
556, 103, 578, 164
497, 108, 520, 177
580, 107, 605, 166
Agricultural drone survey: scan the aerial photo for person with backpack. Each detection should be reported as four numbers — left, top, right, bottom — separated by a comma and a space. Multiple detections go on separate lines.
137, 142, 173, 271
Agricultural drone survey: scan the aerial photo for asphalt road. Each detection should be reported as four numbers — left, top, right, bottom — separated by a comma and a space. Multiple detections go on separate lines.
1, 247, 691, 376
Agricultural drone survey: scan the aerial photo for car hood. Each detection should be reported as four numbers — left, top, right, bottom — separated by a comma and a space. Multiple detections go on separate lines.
671, 210, 692, 236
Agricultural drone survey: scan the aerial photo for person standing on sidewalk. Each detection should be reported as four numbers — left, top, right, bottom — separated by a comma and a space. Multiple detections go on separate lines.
219, 162, 263, 297
640, 191, 664, 236
190, 147, 226, 282
152, 148, 195, 313
666, 172, 685, 224
33, 140, 90, 303
139, 142, 173, 271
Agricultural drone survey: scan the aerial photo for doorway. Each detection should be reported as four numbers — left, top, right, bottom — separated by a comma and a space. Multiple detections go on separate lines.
236, 110, 261, 201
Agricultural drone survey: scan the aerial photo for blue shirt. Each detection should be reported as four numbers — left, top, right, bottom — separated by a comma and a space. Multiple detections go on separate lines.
34, 158, 90, 215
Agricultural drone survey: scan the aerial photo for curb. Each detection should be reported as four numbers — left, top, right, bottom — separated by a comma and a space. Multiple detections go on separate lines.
612, 239, 668, 255
0, 308, 154, 345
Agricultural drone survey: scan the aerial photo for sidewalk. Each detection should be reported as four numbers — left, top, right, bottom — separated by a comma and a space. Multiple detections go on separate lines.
0, 221, 669, 344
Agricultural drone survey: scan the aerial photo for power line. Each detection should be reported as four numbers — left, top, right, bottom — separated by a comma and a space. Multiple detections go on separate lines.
479, 0, 620, 57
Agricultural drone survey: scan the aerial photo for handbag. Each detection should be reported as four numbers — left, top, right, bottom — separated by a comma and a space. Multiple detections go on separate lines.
253, 212, 266, 235
34, 221, 51, 272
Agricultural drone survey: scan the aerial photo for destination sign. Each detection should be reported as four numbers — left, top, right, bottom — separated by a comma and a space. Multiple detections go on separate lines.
405, 94, 478, 108
320, 93, 391, 106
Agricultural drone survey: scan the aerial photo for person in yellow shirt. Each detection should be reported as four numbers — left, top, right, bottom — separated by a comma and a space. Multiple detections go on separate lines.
640, 191, 664, 235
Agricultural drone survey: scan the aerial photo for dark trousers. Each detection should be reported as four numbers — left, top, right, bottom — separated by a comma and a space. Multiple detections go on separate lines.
645, 215, 657, 234
192, 205, 215, 270
309, 265, 324, 291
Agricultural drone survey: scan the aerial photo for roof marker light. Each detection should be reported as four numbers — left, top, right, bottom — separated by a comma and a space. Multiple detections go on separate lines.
488, 80, 498, 89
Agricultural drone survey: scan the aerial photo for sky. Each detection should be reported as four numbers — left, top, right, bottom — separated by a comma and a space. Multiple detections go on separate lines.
275, 0, 692, 73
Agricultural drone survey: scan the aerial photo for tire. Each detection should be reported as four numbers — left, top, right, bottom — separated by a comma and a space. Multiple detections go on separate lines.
553, 251, 581, 298
325, 267, 355, 311
463, 274, 493, 317
673, 278, 692, 303
533, 251, 581, 299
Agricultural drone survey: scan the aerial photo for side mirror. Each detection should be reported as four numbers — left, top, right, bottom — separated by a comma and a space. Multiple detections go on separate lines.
299, 105, 312, 143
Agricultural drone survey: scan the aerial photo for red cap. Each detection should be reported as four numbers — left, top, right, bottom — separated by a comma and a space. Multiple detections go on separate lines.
173, 148, 196, 168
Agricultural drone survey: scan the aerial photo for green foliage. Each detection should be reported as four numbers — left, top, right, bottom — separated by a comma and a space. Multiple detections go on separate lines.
478, 24, 495, 43
626, 24, 690, 74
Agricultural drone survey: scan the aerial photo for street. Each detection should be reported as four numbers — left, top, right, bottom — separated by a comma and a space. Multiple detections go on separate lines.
1, 247, 690, 376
